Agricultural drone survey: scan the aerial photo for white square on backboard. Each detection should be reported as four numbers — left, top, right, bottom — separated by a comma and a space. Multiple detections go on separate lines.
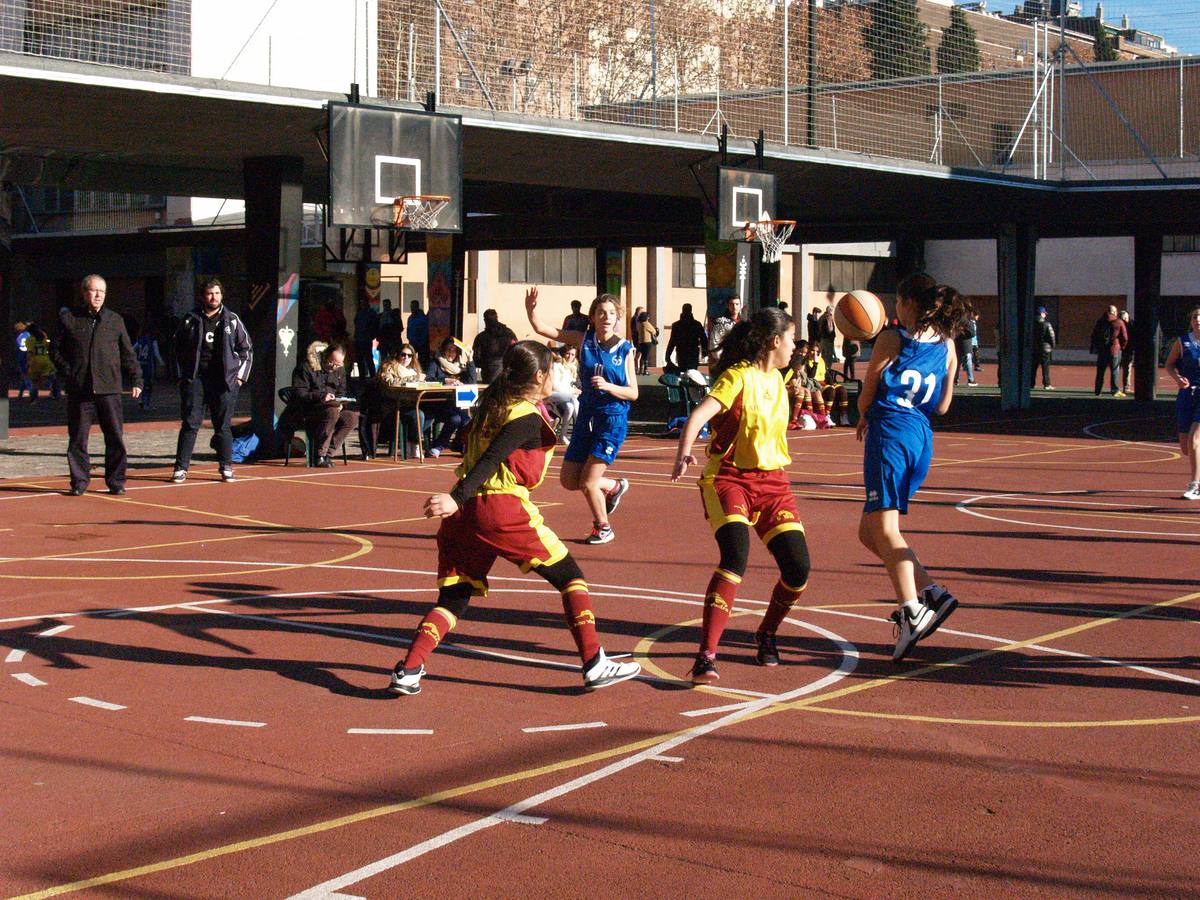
375, 156, 422, 204
731, 186, 764, 227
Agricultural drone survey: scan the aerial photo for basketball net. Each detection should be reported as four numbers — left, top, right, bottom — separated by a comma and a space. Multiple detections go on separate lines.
394, 195, 451, 230
744, 217, 796, 264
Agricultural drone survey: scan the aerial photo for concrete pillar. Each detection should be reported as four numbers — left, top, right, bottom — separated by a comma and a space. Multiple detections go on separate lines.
1132, 229, 1163, 403
647, 247, 670, 369
996, 223, 1037, 411
243, 156, 303, 451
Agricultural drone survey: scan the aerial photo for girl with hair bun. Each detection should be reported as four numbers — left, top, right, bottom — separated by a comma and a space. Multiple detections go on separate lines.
856, 274, 973, 662
671, 306, 813, 685
388, 340, 641, 696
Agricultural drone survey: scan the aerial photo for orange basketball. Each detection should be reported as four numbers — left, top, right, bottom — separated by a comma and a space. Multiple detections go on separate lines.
834, 290, 887, 341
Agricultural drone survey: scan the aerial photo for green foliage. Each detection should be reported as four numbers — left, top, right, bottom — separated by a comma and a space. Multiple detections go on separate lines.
864, 0, 931, 80
936, 6, 981, 74
1094, 28, 1119, 62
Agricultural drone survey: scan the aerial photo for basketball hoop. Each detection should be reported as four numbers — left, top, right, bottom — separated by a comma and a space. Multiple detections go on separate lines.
743, 218, 796, 264
393, 194, 451, 230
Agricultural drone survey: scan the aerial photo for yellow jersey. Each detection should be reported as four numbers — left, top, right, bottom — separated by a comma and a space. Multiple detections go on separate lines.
704, 363, 792, 476
457, 400, 556, 500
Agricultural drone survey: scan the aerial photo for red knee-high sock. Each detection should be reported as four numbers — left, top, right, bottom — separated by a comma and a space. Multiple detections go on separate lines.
700, 568, 741, 655
561, 578, 601, 663
403, 606, 458, 670
759, 579, 807, 637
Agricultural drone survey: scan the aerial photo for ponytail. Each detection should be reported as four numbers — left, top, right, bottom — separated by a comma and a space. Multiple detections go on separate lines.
469, 340, 553, 440
712, 306, 792, 378
898, 273, 973, 340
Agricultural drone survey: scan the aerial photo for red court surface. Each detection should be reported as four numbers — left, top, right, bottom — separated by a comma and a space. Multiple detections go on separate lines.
2, 408, 1198, 898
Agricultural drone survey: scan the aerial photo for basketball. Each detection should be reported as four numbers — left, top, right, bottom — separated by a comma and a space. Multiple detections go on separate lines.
834, 290, 887, 341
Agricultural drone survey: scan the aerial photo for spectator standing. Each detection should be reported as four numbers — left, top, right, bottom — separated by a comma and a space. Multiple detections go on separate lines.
313, 295, 347, 344
817, 303, 839, 368
406, 300, 430, 368
1090, 304, 1129, 397
633, 307, 659, 375
26, 323, 61, 401
806, 306, 822, 343
954, 315, 976, 386
841, 334, 860, 382
707, 296, 743, 367
14, 321, 33, 399
665, 303, 706, 373
1119, 309, 1134, 394
292, 341, 360, 467
133, 326, 165, 410
472, 308, 517, 383
171, 278, 253, 483
562, 300, 590, 335
1031, 306, 1056, 390
353, 301, 380, 381
51, 274, 143, 495
378, 298, 403, 359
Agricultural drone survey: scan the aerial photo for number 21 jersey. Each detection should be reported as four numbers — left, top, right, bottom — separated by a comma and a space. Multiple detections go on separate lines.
869, 330, 950, 424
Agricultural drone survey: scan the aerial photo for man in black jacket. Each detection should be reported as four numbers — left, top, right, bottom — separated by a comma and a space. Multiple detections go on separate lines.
665, 303, 706, 372
1031, 306, 1056, 389
51, 274, 143, 495
171, 279, 253, 483
472, 309, 517, 383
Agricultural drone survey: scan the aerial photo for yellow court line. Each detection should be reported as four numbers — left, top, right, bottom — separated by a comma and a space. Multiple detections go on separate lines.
928, 443, 1178, 470
15, 588, 1199, 899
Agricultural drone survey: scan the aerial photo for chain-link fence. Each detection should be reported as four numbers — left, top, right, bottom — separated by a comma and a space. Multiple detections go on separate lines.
1, 0, 1196, 181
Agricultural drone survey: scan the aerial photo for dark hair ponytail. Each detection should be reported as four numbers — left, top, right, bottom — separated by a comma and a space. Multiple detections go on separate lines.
712, 306, 793, 378
469, 340, 553, 439
915, 284, 974, 339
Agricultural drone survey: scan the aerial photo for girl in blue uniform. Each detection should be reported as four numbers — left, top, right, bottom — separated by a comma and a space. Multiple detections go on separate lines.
856, 274, 972, 661
1164, 305, 1200, 501
526, 287, 638, 544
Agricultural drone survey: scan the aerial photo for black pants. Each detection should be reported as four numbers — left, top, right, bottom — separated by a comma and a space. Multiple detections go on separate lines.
67, 392, 126, 491
175, 377, 238, 470
1095, 351, 1121, 395
1031, 351, 1052, 388
355, 342, 376, 380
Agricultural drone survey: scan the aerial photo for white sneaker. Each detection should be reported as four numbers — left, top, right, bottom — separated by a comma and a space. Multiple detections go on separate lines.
604, 478, 629, 514
1183, 482, 1200, 501
891, 604, 935, 662
428, 447, 442, 458
584, 524, 615, 544
171, 469, 187, 484
838, 414, 851, 427
389, 664, 424, 695
220, 467, 236, 483
582, 648, 641, 691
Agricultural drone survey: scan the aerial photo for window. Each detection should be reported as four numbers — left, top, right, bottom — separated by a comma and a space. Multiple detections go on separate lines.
812, 255, 897, 293
500, 249, 596, 285
672, 249, 706, 288
1164, 235, 1198, 253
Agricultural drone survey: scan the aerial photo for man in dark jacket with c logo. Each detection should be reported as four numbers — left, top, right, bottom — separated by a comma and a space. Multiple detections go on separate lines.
171, 278, 253, 483
51, 274, 143, 495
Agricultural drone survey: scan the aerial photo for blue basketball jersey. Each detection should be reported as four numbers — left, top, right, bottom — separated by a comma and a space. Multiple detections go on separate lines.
579, 329, 633, 416
1178, 332, 1200, 385
869, 330, 950, 423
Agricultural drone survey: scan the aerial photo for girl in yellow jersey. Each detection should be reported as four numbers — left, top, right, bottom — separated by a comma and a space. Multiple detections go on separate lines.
671, 307, 811, 685
389, 341, 641, 696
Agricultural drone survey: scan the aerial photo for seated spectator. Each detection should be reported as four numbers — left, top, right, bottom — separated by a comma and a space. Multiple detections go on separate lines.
546, 343, 582, 432
359, 345, 423, 459
291, 341, 360, 467
424, 337, 477, 458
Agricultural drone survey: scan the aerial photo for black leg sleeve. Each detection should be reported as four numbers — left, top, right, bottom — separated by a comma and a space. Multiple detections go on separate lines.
766, 529, 811, 589
714, 522, 751, 578
536, 555, 586, 592
434, 582, 475, 618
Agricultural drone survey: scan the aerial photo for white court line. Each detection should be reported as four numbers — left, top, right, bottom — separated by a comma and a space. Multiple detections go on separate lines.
286, 617, 858, 900
347, 728, 434, 736
12, 672, 45, 686
650, 754, 684, 763
957, 492, 1200, 539
185, 716, 266, 728
521, 721, 607, 734
69, 696, 125, 711
5, 648, 26, 663
37, 624, 73, 637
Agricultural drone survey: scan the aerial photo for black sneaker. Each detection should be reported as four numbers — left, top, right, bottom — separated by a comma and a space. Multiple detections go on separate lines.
583, 524, 614, 544
690, 653, 719, 685
605, 478, 630, 514
920, 587, 959, 639
755, 631, 780, 667
389, 664, 424, 695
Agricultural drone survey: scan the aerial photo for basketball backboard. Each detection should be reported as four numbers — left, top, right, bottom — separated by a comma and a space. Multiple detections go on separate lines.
327, 101, 463, 232
717, 166, 777, 242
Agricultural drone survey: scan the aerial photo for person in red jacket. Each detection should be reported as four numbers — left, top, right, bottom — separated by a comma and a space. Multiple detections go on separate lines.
1090, 305, 1129, 397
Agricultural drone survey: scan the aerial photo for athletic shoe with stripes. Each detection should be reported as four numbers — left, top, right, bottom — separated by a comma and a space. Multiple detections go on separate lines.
584, 524, 614, 544
605, 478, 630, 514
891, 604, 934, 662
690, 653, 719, 685
755, 631, 780, 667
389, 664, 425, 695
920, 586, 959, 639
1183, 482, 1200, 501
220, 467, 236, 483
171, 469, 187, 484
582, 648, 641, 690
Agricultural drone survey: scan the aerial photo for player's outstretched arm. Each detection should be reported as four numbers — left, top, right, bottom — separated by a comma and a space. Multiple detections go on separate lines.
671, 395, 722, 482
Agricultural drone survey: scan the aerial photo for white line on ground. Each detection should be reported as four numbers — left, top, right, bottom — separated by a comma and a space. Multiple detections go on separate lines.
346, 728, 434, 735
650, 754, 684, 763
5, 648, 26, 663
521, 721, 607, 734
12, 672, 46, 686
496, 812, 547, 826
69, 696, 126, 711
184, 716, 266, 728
37, 624, 73, 637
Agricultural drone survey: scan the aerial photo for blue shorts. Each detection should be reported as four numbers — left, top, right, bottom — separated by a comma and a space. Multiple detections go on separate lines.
1177, 387, 1200, 434
863, 416, 933, 515
564, 408, 628, 465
